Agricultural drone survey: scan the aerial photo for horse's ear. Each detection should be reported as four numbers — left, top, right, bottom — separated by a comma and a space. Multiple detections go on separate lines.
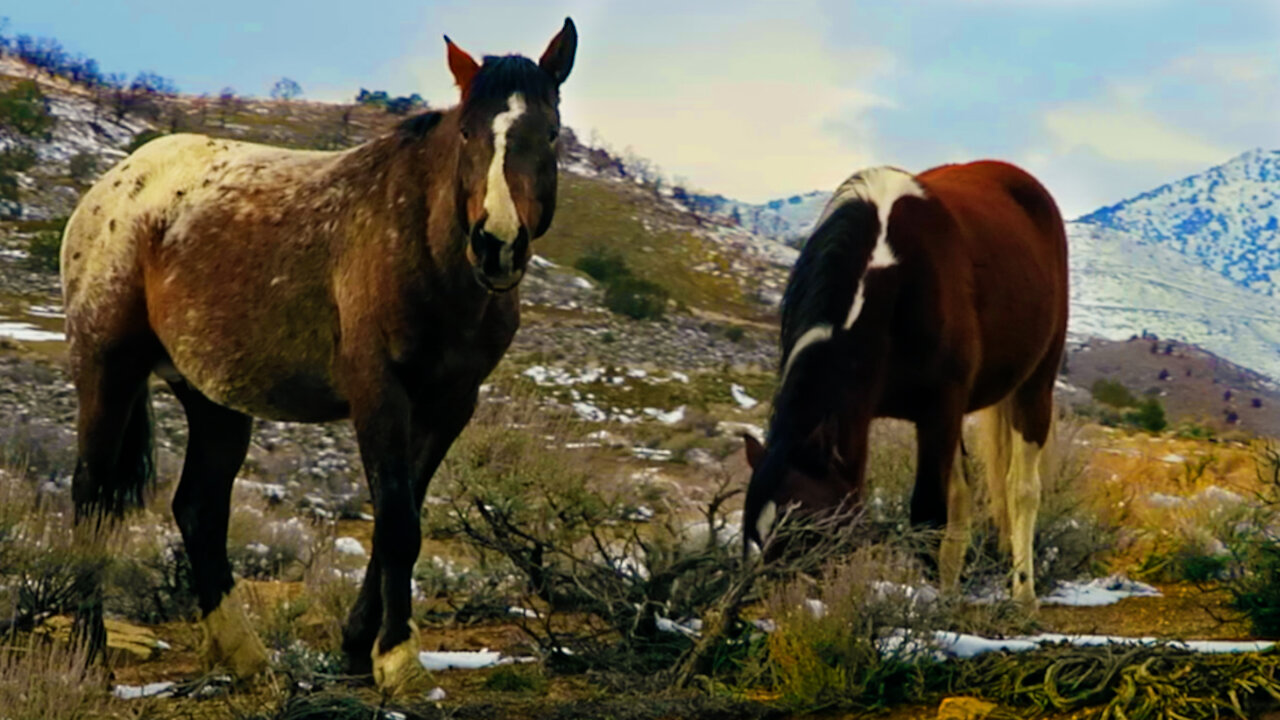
444, 35, 480, 98
539, 17, 577, 86
743, 433, 766, 470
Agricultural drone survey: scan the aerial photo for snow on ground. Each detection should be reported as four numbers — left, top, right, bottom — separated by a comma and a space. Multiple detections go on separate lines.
334, 537, 366, 557
921, 632, 1274, 660
418, 650, 537, 670
0, 321, 64, 342
112, 682, 176, 700
730, 383, 759, 409
1041, 575, 1162, 607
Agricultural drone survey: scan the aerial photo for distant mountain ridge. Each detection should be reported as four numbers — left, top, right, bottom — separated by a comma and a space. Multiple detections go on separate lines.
1077, 148, 1280, 296
682, 190, 831, 245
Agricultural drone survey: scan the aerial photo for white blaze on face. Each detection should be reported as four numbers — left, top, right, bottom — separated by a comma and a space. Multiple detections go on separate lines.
781, 323, 834, 384
483, 93, 527, 247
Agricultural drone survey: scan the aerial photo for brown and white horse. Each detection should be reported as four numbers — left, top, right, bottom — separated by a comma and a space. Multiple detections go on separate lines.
60, 19, 576, 689
742, 161, 1068, 604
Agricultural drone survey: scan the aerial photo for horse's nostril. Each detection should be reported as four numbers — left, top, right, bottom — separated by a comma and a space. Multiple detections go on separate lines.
512, 230, 530, 268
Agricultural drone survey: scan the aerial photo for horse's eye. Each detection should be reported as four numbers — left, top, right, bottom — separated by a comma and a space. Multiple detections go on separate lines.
549, 128, 560, 143
461, 127, 470, 142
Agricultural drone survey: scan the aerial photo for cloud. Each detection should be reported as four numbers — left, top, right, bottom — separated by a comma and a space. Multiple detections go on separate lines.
1042, 103, 1233, 165
563, 24, 894, 201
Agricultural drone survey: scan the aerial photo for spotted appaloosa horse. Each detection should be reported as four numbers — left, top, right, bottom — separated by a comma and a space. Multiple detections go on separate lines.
60, 18, 577, 689
742, 161, 1068, 605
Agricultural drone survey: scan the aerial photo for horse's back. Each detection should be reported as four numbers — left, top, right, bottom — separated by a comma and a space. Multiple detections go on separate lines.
65, 135, 283, 313
912, 161, 1068, 406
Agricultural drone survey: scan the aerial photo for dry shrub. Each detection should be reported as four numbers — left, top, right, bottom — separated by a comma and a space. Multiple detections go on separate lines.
0, 637, 113, 720
759, 543, 945, 712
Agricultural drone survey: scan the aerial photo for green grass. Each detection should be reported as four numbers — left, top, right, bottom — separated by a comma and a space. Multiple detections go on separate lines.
537, 175, 757, 318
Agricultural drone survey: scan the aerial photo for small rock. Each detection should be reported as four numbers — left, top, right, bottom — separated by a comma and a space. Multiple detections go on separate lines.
937, 697, 997, 720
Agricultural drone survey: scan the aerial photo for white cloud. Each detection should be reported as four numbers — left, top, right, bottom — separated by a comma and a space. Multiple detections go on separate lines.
1042, 103, 1231, 166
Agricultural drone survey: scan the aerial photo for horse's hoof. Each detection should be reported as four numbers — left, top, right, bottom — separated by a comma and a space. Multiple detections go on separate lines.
1012, 585, 1039, 609
372, 622, 426, 694
200, 587, 270, 679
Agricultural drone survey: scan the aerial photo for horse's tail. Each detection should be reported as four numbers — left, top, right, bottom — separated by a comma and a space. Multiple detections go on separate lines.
73, 386, 156, 522
973, 396, 1016, 551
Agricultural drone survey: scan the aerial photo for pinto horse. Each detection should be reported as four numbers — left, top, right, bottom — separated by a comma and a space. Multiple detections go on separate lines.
60, 19, 576, 689
742, 161, 1068, 604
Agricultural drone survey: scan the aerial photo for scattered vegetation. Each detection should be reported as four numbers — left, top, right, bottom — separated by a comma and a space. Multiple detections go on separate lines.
66, 151, 97, 183
355, 88, 426, 115
23, 229, 62, 273
575, 246, 670, 320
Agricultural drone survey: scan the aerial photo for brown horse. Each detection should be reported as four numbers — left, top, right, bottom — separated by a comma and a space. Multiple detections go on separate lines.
60, 18, 577, 689
742, 161, 1068, 605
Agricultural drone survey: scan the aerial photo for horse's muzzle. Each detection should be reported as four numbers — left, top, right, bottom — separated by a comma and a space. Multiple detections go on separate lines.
468, 225, 531, 293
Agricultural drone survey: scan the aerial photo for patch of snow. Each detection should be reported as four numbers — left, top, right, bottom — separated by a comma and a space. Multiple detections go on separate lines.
1161, 453, 1186, 463
0, 322, 64, 342
418, 649, 536, 671
631, 447, 673, 461
334, 537, 366, 557
715, 420, 765, 441
625, 505, 655, 522
1041, 575, 1161, 607
643, 405, 686, 425
656, 616, 702, 638
427, 687, 448, 701
112, 682, 176, 700
730, 384, 759, 409
572, 401, 607, 422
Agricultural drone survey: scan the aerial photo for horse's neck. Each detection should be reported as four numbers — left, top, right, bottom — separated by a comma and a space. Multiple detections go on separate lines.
337, 112, 477, 294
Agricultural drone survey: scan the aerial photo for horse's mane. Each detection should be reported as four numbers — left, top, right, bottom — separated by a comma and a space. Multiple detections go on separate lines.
395, 111, 444, 144
767, 200, 878, 449
468, 55, 558, 106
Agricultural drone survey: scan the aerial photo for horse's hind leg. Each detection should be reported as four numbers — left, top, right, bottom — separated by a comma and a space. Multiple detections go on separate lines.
69, 339, 157, 663
167, 379, 268, 679
1005, 356, 1058, 606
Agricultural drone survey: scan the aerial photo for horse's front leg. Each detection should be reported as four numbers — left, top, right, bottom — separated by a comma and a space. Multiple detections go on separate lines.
911, 396, 968, 593
342, 390, 478, 677
346, 375, 424, 691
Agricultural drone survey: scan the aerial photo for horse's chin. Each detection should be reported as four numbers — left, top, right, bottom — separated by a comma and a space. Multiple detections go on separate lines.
474, 270, 524, 294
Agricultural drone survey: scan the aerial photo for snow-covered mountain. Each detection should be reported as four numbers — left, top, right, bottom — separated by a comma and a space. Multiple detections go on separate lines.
683, 190, 831, 245
1078, 149, 1280, 297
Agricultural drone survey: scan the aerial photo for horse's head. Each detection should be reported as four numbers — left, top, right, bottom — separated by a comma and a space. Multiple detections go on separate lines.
445, 18, 577, 292
741, 433, 862, 556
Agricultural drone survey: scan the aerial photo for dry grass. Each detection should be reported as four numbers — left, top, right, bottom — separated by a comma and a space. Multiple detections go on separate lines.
0, 636, 115, 720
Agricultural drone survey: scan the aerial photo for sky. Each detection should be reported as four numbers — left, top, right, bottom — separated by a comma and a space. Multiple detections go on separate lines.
6, 0, 1278, 217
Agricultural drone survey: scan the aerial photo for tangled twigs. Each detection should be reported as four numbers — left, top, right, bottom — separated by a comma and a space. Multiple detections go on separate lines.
953, 643, 1280, 718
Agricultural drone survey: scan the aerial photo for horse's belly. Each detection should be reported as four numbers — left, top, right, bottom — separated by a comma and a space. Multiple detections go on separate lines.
157, 311, 347, 422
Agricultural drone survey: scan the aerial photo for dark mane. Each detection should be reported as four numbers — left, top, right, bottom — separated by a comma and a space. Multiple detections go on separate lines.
395, 110, 444, 144
768, 201, 879, 447
467, 55, 556, 106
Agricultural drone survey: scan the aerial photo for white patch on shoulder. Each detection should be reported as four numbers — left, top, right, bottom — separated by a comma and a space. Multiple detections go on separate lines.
816, 166, 925, 270
781, 323, 833, 383
483, 93, 527, 244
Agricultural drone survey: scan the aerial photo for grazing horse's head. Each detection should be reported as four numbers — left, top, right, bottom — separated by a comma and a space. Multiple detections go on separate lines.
445, 18, 577, 292
742, 428, 864, 557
